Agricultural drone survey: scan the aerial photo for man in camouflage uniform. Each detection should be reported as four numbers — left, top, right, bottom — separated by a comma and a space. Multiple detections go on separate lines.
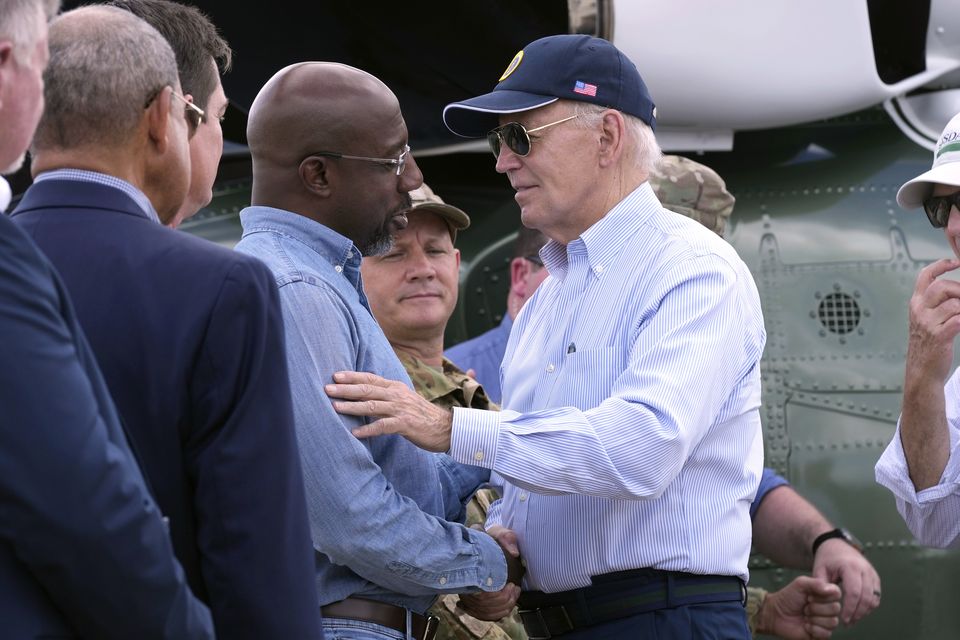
361, 183, 527, 640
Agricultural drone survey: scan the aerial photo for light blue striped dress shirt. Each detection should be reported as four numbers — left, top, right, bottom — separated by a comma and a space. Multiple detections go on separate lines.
449, 182, 766, 591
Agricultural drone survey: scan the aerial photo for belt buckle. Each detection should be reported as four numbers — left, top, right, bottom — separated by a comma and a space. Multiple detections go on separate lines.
519, 608, 552, 640
421, 614, 440, 640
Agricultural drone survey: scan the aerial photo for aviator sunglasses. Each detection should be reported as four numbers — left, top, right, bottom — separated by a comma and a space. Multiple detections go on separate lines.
486, 114, 580, 159
923, 191, 960, 228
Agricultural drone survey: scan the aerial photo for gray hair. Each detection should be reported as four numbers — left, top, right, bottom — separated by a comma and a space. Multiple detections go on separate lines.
572, 101, 662, 172
33, 5, 179, 150
0, 0, 59, 53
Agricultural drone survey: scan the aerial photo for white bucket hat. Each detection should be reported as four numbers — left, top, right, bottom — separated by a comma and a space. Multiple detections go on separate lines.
897, 111, 960, 209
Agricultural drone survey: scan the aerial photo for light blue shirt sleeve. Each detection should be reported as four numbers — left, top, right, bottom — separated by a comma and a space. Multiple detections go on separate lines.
278, 280, 507, 595
750, 468, 790, 520
434, 454, 491, 524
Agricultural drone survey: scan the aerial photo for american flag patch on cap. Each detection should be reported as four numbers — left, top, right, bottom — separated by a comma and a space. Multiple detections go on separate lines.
573, 80, 597, 96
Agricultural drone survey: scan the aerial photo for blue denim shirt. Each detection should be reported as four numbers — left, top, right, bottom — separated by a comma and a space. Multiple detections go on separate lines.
236, 206, 505, 614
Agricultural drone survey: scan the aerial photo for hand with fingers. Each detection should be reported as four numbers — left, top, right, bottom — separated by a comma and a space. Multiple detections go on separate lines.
459, 526, 525, 621
757, 576, 842, 640
325, 371, 455, 452
812, 539, 881, 627
906, 258, 960, 384
899, 259, 960, 490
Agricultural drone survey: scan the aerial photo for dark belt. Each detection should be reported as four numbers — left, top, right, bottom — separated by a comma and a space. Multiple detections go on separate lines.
517, 569, 747, 639
321, 597, 439, 640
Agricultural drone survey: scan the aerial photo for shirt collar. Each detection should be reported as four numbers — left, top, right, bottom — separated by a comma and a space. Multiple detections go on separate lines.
0, 176, 10, 212
34, 169, 161, 223
540, 181, 658, 280
240, 204, 364, 288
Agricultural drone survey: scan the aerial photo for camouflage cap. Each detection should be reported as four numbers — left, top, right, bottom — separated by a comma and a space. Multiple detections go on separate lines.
648, 155, 734, 237
409, 183, 471, 238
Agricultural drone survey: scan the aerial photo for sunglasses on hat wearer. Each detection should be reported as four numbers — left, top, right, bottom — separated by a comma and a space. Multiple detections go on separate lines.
486, 114, 580, 159
923, 191, 960, 228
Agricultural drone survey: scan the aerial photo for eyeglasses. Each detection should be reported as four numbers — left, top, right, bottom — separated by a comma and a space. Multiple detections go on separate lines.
923, 192, 960, 228
144, 87, 205, 132
171, 91, 206, 131
525, 253, 544, 267
309, 144, 410, 176
486, 114, 580, 159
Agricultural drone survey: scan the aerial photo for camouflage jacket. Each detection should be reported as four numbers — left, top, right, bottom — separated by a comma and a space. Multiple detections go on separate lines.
396, 350, 527, 640
397, 351, 496, 412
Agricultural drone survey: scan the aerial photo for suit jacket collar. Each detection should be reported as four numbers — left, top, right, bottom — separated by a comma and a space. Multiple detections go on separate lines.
11, 177, 153, 223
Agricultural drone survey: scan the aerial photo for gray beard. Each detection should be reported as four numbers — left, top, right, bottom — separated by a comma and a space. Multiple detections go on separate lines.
360, 231, 394, 257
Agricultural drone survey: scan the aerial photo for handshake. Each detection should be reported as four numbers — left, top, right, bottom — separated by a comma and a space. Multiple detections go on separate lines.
459, 525, 525, 621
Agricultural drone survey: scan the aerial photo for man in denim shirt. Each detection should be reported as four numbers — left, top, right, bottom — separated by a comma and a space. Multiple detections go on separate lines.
236, 62, 521, 640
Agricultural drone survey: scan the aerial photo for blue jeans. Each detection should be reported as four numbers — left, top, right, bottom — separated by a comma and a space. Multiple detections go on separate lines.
322, 617, 408, 640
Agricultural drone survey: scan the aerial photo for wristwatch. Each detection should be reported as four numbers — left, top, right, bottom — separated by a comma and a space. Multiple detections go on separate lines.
812, 527, 863, 556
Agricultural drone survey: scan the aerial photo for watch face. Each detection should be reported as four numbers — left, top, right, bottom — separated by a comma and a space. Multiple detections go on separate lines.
840, 528, 864, 551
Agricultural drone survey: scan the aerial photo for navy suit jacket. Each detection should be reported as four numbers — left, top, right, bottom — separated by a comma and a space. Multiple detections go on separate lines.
0, 212, 213, 639
13, 178, 322, 639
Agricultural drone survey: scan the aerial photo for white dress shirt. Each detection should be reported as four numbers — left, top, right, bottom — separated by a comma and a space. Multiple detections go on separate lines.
450, 182, 766, 591
876, 368, 960, 549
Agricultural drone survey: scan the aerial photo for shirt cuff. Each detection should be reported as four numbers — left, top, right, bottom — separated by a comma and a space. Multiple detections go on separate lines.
466, 525, 509, 591
450, 407, 503, 470
876, 422, 960, 504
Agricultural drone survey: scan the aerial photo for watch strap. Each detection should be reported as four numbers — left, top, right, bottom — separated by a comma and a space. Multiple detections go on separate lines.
812, 527, 855, 556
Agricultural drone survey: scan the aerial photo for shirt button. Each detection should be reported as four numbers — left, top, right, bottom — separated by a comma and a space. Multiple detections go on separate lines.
474, 451, 484, 462
439, 576, 447, 585
346, 251, 353, 259
486, 577, 493, 586
519, 493, 528, 502
546, 363, 555, 373
334, 265, 343, 273
595, 264, 605, 274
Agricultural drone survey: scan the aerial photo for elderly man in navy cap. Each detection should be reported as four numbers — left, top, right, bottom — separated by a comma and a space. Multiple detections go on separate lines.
328, 35, 766, 638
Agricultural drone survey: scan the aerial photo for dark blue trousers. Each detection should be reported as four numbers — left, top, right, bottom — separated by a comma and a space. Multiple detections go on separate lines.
557, 601, 749, 639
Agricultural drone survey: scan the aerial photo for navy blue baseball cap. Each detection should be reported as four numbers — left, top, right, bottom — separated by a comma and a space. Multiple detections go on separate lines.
443, 34, 657, 138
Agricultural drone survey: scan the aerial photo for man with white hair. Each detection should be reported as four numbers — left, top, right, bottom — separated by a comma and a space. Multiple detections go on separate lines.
328, 35, 766, 638
0, 1, 213, 637
877, 111, 960, 549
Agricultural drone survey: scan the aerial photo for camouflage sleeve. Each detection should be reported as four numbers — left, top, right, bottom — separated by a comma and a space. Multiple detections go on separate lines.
745, 586, 766, 637
430, 595, 525, 640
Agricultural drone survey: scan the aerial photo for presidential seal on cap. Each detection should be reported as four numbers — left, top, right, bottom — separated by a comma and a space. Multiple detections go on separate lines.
897, 112, 960, 210
409, 183, 470, 238
443, 34, 656, 138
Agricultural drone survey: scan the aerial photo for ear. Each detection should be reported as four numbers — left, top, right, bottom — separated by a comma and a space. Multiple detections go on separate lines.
145, 85, 173, 153
454, 247, 461, 270
299, 155, 332, 198
0, 42, 13, 107
0, 41, 13, 68
510, 256, 531, 293
597, 109, 626, 168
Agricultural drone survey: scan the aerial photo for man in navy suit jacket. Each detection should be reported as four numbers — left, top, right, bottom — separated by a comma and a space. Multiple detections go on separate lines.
13, 7, 322, 639
0, 1, 213, 637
